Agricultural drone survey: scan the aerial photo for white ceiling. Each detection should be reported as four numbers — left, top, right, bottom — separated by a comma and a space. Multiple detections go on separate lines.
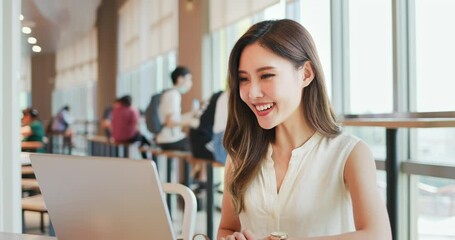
21, 0, 101, 55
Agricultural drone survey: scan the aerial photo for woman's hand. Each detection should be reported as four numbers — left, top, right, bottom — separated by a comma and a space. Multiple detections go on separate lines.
220, 229, 261, 240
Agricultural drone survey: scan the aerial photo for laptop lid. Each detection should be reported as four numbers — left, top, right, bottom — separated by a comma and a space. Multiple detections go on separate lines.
30, 153, 176, 240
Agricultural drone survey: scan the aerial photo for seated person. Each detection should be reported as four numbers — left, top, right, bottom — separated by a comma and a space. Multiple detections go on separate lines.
189, 90, 228, 196
210, 90, 228, 164
21, 108, 45, 153
156, 66, 196, 151
189, 90, 224, 161
111, 95, 151, 158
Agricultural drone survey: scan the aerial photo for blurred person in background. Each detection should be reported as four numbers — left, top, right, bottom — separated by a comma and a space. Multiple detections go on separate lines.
21, 107, 45, 153
111, 95, 151, 158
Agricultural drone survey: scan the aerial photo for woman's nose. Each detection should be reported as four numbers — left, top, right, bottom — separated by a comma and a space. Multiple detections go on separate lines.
248, 81, 264, 99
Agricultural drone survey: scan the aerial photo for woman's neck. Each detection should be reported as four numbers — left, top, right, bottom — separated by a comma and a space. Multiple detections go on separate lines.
273, 117, 314, 156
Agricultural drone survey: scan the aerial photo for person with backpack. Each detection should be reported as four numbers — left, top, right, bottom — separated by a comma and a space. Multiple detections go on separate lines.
145, 91, 165, 137
154, 66, 195, 151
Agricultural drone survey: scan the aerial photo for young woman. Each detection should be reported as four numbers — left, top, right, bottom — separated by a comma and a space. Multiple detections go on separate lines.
218, 19, 391, 240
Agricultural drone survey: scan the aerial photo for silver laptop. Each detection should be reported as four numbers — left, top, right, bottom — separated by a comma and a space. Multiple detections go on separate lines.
30, 153, 182, 240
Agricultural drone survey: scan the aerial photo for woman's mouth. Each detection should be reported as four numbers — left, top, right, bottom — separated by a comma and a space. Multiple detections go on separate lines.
254, 103, 274, 116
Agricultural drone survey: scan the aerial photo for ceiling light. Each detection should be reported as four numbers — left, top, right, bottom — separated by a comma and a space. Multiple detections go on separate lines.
20, 14, 24, 21
28, 37, 37, 44
186, 0, 194, 11
32, 45, 42, 53
22, 27, 32, 34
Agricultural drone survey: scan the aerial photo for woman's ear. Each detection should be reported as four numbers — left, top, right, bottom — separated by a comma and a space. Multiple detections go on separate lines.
301, 61, 315, 87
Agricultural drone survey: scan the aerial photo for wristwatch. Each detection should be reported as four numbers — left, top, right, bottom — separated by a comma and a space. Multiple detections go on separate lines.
269, 231, 288, 240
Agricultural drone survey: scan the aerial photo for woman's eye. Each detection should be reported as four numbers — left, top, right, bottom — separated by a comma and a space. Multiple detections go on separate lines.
261, 74, 274, 79
238, 77, 249, 82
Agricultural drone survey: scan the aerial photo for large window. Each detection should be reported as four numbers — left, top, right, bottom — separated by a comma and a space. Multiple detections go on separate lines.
210, 18, 252, 94
117, 51, 176, 111
348, 0, 393, 114
342, 1, 392, 175
300, 0, 332, 97
414, 0, 455, 112
410, 2, 455, 238
412, 175, 455, 239
412, 0, 455, 166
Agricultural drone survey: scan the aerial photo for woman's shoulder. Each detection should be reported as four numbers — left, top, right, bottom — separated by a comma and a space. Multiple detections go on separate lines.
334, 131, 360, 141
320, 131, 361, 150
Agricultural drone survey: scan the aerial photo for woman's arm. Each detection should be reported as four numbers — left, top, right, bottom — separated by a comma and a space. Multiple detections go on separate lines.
217, 157, 243, 239
288, 141, 392, 240
341, 140, 391, 239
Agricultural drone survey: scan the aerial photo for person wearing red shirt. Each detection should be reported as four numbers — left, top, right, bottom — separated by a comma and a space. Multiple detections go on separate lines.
111, 95, 150, 158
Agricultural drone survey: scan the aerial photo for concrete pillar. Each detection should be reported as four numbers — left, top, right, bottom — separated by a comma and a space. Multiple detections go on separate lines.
178, 0, 209, 112
0, 0, 22, 232
96, 0, 118, 134
31, 53, 55, 122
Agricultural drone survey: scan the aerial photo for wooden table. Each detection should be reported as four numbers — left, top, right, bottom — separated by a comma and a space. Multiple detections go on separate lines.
21, 141, 43, 151
0, 232, 56, 240
341, 114, 455, 240
86, 135, 132, 158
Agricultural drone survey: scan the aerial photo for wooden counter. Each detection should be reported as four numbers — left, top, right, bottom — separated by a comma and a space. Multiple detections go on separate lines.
342, 117, 455, 128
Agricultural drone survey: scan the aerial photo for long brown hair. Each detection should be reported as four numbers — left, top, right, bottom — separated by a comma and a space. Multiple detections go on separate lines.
224, 19, 340, 213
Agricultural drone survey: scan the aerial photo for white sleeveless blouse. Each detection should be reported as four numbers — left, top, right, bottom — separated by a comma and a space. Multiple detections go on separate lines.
239, 132, 360, 238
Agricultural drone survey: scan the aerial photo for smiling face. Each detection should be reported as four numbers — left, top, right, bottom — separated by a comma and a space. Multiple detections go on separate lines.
238, 43, 313, 129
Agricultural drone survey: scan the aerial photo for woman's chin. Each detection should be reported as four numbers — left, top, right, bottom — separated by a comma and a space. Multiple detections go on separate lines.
257, 121, 276, 130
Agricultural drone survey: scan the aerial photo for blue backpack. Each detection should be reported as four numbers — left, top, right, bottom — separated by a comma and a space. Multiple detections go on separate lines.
145, 90, 167, 134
